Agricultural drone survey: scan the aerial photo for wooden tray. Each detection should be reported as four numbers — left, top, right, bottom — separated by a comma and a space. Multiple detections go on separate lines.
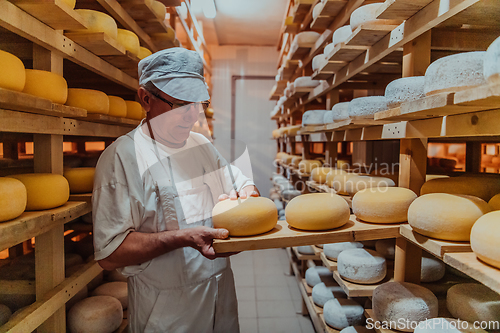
345, 23, 400, 47
293, 245, 321, 261
74, 113, 140, 127
65, 32, 126, 56
320, 252, 338, 272
333, 269, 394, 297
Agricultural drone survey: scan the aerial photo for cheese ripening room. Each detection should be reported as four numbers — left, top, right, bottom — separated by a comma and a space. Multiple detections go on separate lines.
0, 0, 500, 332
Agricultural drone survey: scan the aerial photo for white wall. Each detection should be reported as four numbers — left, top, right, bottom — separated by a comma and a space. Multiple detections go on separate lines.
210, 46, 278, 197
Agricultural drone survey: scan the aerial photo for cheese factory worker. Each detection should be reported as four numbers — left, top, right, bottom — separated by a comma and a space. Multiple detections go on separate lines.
92, 48, 258, 332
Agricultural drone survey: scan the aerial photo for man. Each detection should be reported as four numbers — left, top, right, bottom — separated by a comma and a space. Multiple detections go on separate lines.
92, 48, 258, 332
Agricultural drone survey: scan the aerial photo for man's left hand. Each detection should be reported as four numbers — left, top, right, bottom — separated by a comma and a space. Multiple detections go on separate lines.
218, 185, 260, 201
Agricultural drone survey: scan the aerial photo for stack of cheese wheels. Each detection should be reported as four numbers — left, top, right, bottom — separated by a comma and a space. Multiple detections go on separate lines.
116, 29, 140, 56
373, 282, 438, 332
408, 193, 492, 241
305, 266, 334, 287
340, 326, 375, 333
150, 0, 167, 20
297, 245, 315, 254
286, 193, 350, 231
415, 318, 487, 333
294, 76, 321, 90
324, 242, 364, 261
323, 298, 365, 330
64, 167, 95, 194
302, 110, 329, 125
0, 177, 27, 222
298, 159, 322, 174
420, 175, 500, 202
312, 54, 326, 71
325, 169, 347, 188
488, 193, 500, 210
8, 173, 69, 210
352, 187, 417, 223
424, 52, 487, 95
92, 282, 128, 309
337, 248, 387, 284
212, 197, 277, 236
333, 25, 352, 46
0, 50, 26, 91
385, 76, 426, 108
125, 100, 144, 120
311, 167, 335, 184
375, 239, 395, 260
23, 69, 68, 104
470, 211, 500, 269
107, 96, 128, 117
348, 96, 388, 118
138, 46, 153, 60
447, 283, 500, 322
0, 304, 11, 326
73, 9, 118, 39
66, 88, 109, 114
421, 255, 445, 282
67, 296, 123, 333
323, 42, 335, 56
484, 36, 500, 84
324, 102, 350, 123
312, 282, 346, 307
291, 156, 303, 167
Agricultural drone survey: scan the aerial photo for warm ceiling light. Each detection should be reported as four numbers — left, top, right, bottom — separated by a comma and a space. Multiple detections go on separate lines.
203, 0, 216, 18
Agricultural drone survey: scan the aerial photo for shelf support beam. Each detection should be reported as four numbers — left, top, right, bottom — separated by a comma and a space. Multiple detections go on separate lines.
399, 138, 427, 195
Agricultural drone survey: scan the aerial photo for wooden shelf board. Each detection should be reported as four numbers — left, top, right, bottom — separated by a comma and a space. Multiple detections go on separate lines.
399, 224, 472, 258
64, 31, 126, 56
293, 246, 321, 261
325, 43, 368, 62
345, 23, 400, 47
290, 45, 314, 60
213, 215, 400, 253
308, 296, 323, 314
74, 113, 140, 127
312, 71, 335, 80
320, 314, 341, 333
310, 16, 334, 31
292, 1, 314, 23
320, 252, 338, 272
69, 193, 92, 205
364, 309, 399, 333
119, 0, 158, 22
454, 83, 500, 110
301, 278, 314, 296
375, 0, 434, 20
10, 0, 87, 30
443, 252, 500, 295
297, 272, 332, 333
320, 0, 347, 17
101, 51, 141, 77
65, 221, 93, 232
333, 269, 394, 297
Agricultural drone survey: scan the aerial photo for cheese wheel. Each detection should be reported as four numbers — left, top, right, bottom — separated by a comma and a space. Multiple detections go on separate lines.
373, 282, 439, 332
64, 167, 95, 194
0, 267, 36, 310
0, 304, 11, 326
311, 167, 335, 184
324, 42, 335, 56
282, 189, 301, 200
350, 3, 386, 31
312, 54, 327, 71
281, 154, 294, 164
0, 177, 27, 222
333, 26, 352, 46
107, 95, 127, 117
151, 27, 176, 42
484, 36, 500, 84
325, 169, 347, 187
116, 29, 140, 56
294, 77, 321, 89
339, 175, 395, 196
212, 197, 278, 236
303, 110, 329, 125
447, 283, 500, 322
488, 193, 500, 210
408, 193, 492, 241
291, 156, 303, 167
426, 174, 450, 181
151, 0, 166, 20
415, 318, 487, 333
23, 69, 68, 104
66, 88, 109, 114
324, 242, 364, 262
421, 255, 445, 283
61, 0, 76, 9
323, 298, 365, 330
288, 125, 301, 136
73, 9, 118, 39
338, 248, 387, 284
340, 326, 375, 333
92, 282, 128, 309
326, 102, 350, 122
297, 245, 315, 254
138, 46, 153, 60
298, 160, 322, 173
286, 193, 350, 231
420, 175, 500, 202
312, 282, 347, 308
331, 173, 360, 194
312, 2, 325, 19
276, 152, 288, 160
0, 50, 25, 92
375, 239, 395, 260
470, 211, 500, 269
125, 100, 144, 120
305, 266, 334, 287
66, 285, 88, 311
424, 52, 487, 96
7, 173, 69, 211
348, 96, 388, 118
385, 76, 426, 108
272, 129, 280, 138
67, 296, 123, 333
352, 187, 417, 223
294, 31, 321, 46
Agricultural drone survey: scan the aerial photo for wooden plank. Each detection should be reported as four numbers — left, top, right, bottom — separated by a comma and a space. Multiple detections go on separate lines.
333, 269, 394, 297
64, 32, 126, 56
454, 83, 500, 110
310, 16, 334, 31
320, 0, 347, 17
320, 252, 338, 271
320, 314, 341, 333
293, 246, 321, 261
398, 138, 427, 195
101, 51, 140, 78
74, 113, 140, 127
345, 23, 400, 46
375, 0, 434, 20
325, 43, 367, 62
308, 295, 323, 314
290, 45, 314, 60
443, 252, 500, 295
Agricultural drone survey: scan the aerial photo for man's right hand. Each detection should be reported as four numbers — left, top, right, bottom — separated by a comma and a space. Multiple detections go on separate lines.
184, 226, 231, 260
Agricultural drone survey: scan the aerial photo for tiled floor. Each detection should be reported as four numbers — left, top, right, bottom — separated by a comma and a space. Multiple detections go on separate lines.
230, 249, 316, 333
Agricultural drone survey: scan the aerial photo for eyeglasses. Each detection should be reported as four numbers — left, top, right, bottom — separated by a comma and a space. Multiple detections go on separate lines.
149, 91, 210, 113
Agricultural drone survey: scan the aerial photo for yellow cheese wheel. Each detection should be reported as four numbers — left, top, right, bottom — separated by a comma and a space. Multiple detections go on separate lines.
276, 152, 288, 160
291, 156, 303, 167
138, 47, 153, 60
67, 296, 123, 333
0, 50, 25, 92
288, 125, 301, 136
125, 100, 144, 120
107, 96, 127, 117
73, 9, 118, 39
7, 173, 69, 211
488, 193, 500, 210
151, 1, 167, 20
116, 29, 140, 56
272, 129, 280, 139
310, 167, 334, 184
285, 193, 350, 230
408, 193, 492, 241
66, 88, 109, 114
151, 27, 176, 42
325, 169, 347, 188
421, 175, 500, 202
281, 155, 295, 164
0, 177, 27, 222
331, 173, 359, 194
298, 160, 322, 173
352, 187, 417, 223
23, 69, 67, 104
64, 167, 95, 194
337, 160, 350, 170
471, 211, 500, 269
212, 197, 278, 236
61, 0, 76, 9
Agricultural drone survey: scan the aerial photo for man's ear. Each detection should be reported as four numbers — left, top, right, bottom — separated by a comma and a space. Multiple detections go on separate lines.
137, 87, 151, 112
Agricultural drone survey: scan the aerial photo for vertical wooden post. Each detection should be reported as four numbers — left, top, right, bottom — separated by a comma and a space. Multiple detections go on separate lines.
325, 90, 339, 110
324, 134, 338, 168
394, 237, 422, 284
301, 135, 311, 159
399, 138, 427, 195
402, 30, 431, 77
466, 142, 481, 173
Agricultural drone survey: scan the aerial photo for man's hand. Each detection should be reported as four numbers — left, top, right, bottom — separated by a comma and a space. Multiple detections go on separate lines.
218, 185, 260, 201
184, 226, 234, 260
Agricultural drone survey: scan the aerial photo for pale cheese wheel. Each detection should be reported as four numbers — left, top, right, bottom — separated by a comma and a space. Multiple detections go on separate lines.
350, 3, 384, 31
107, 96, 127, 117
447, 283, 500, 322
333, 25, 353, 46
64, 167, 95, 194
66, 88, 109, 114
488, 193, 500, 210
352, 187, 417, 223
303, 110, 329, 125
312, 1, 325, 19
285, 193, 350, 231
67, 296, 123, 333
420, 175, 500, 202
0, 50, 25, 92
324, 298, 365, 330
116, 29, 140, 56
276, 152, 288, 160
339, 175, 395, 196
415, 318, 487, 333
61, 0, 76, 9
281, 154, 295, 164
92, 282, 128, 309
212, 197, 278, 236
138, 46, 153, 60
0, 268, 35, 310
291, 156, 303, 167
331, 173, 361, 194
0, 177, 27, 222
470, 211, 500, 269
73, 9, 118, 39
125, 100, 144, 120
294, 77, 321, 89
408, 193, 492, 241
340, 326, 375, 333
312, 282, 346, 308
0, 304, 11, 326
375, 239, 395, 260
324, 42, 335, 56
297, 245, 315, 254
385, 76, 426, 108
424, 52, 487, 96
298, 160, 322, 173
106, 269, 128, 283
348, 96, 388, 118
338, 248, 387, 284
373, 282, 438, 332
294, 31, 321, 46
305, 266, 334, 287
325, 169, 347, 188
484, 36, 500, 84
421, 255, 445, 283
7, 173, 69, 211
311, 167, 335, 184
282, 189, 301, 200
426, 174, 450, 181
151, 0, 167, 20
325, 102, 350, 122
23, 69, 68, 104
324, 242, 364, 262
312, 54, 327, 71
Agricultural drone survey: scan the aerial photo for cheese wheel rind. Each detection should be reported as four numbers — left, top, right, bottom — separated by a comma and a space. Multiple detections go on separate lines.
0, 50, 25, 92
298, 160, 322, 173
348, 96, 388, 118
337, 248, 387, 284
66, 88, 109, 114
385, 76, 426, 108
470, 210, 500, 269
107, 95, 128, 117
323, 242, 364, 262
116, 29, 140, 56
64, 167, 95, 194
312, 282, 346, 307
305, 266, 333, 287
67, 296, 123, 333
151, 0, 167, 20
323, 298, 365, 329
73, 9, 118, 39
484, 36, 500, 84
333, 26, 352, 46
297, 245, 315, 254
447, 283, 500, 322
138, 47, 153, 60
420, 175, 500, 202
311, 167, 335, 184
420, 256, 445, 283
0, 177, 27, 222
23, 69, 68, 104
350, 3, 383, 30
91, 281, 128, 309
125, 100, 144, 120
